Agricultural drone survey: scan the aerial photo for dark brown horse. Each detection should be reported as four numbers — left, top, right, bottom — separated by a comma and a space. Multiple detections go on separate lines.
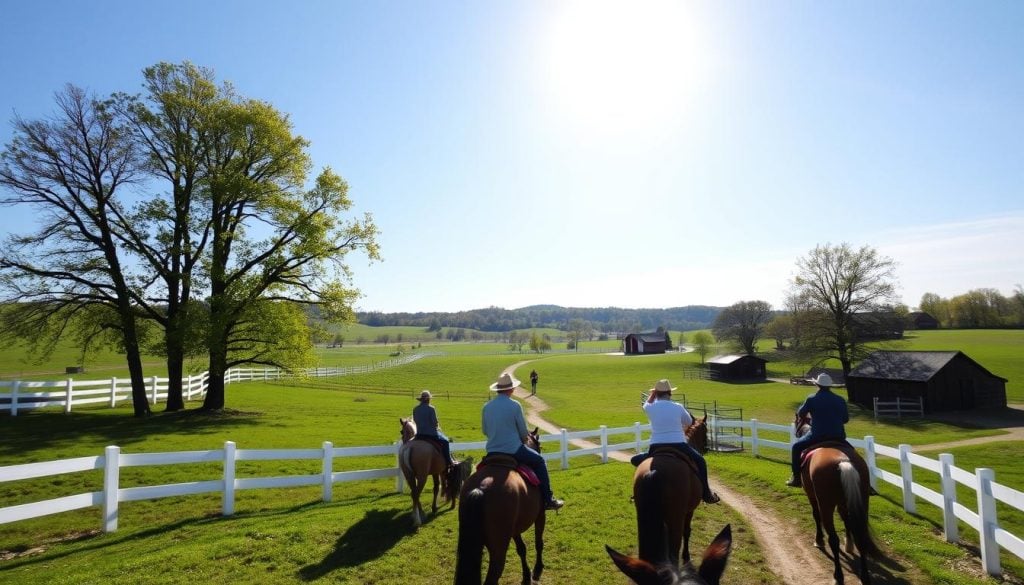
796, 415, 880, 584
631, 415, 710, 567
606, 523, 733, 585
454, 428, 544, 585
398, 418, 471, 527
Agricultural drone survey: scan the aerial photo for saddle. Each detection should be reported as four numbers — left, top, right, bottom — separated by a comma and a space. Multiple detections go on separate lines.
477, 453, 540, 487
800, 439, 858, 467
413, 435, 448, 458
632, 445, 699, 476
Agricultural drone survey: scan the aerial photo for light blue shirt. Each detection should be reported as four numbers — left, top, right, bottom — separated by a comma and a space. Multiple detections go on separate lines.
482, 393, 528, 454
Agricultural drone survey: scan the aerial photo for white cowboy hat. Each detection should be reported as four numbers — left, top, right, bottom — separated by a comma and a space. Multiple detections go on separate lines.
813, 373, 834, 387
418, 390, 432, 401
489, 372, 520, 391
650, 379, 677, 394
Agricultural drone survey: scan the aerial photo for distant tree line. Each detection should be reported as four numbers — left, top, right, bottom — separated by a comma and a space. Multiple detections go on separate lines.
352, 304, 721, 333
918, 287, 1024, 329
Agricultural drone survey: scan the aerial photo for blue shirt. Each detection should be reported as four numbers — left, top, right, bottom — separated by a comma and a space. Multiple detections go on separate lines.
643, 399, 693, 445
413, 402, 439, 437
798, 389, 849, 440
482, 393, 528, 454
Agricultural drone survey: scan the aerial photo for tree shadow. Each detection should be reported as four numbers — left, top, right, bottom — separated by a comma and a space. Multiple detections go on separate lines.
0, 408, 263, 458
297, 508, 415, 581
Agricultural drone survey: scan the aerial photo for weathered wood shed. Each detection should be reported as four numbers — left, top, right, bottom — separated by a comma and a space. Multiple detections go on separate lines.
846, 350, 1006, 412
623, 333, 667, 355
707, 354, 767, 381
907, 311, 940, 330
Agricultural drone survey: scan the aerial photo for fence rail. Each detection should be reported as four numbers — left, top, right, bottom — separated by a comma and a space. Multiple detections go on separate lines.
0, 353, 440, 416
874, 396, 925, 419
1, 417, 1021, 576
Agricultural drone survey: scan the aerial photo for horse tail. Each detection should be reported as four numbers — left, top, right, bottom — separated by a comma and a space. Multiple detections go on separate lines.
839, 460, 879, 557
635, 470, 670, 564
399, 445, 416, 487
454, 487, 485, 585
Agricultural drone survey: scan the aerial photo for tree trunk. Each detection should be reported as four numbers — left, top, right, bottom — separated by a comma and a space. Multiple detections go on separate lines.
118, 307, 151, 418
164, 341, 185, 411
202, 348, 227, 410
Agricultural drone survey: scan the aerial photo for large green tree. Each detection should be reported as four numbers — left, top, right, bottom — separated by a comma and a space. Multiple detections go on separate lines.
711, 300, 773, 355
791, 243, 898, 377
0, 86, 152, 416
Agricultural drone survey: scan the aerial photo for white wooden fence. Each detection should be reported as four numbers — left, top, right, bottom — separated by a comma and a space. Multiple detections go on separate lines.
1, 418, 1021, 576
0, 353, 437, 416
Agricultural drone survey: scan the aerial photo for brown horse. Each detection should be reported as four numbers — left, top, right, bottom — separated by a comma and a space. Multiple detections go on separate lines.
631, 415, 710, 567
796, 415, 880, 584
398, 418, 471, 527
454, 428, 544, 585
606, 523, 733, 585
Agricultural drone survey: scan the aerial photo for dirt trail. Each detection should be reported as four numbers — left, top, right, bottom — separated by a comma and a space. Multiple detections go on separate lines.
500, 361, 837, 585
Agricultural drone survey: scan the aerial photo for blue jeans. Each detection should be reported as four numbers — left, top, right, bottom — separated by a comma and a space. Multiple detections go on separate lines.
514, 444, 553, 502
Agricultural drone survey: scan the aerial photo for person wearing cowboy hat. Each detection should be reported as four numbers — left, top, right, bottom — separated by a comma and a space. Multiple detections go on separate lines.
482, 372, 564, 510
412, 390, 455, 466
786, 373, 850, 487
633, 379, 720, 504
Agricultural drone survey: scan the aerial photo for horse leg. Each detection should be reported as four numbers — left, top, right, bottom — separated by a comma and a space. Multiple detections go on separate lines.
809, 496, 825, 549
532, 511, 546, 582
820, 506, 844, 585
483, 542, 509, 585
431, 473, 440, 516
513, 534, 530, 585
411, 476, 425, 526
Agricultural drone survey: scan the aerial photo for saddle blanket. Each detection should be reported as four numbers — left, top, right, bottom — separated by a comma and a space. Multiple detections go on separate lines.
477, 455, 540, 487
800, 440, 859, 467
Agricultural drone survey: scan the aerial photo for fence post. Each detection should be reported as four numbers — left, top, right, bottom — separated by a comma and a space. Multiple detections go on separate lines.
110, 377, 117, 408
750, 419, 759, 457
898, 444, 915, 513
634, 422, 643, 452
103, 445, 120, 532
322, 441, 333, 503
864, 436, 878, 492
395, 441, 405, 493
223, 441, 236, 516
560, 429, 569, 470
600, 425, 608, 463
150, 376, 159, 405
939, 453, 958, 543
976, 468, 1001, 577
65, 378, 74, 414
11, 381, 19, 417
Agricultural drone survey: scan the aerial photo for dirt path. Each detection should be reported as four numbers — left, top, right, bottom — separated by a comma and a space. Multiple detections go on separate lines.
500, 361, 837, 585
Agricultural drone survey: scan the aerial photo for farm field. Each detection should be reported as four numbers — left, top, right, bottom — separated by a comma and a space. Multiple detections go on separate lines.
3, 340, 1024, 583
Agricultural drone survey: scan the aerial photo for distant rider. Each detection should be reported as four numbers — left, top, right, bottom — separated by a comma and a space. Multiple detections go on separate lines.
786, 373, 849, 487
413, 390, 455, 467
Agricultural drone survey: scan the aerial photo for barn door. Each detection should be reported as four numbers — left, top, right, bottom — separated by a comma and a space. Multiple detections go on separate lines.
959, 379, 975, 409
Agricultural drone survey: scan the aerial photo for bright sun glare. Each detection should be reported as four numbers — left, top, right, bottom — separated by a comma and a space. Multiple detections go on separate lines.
540, 0, 705, 136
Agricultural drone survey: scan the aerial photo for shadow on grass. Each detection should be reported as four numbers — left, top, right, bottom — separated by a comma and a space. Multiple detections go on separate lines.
0, 407, 263, 458
298, 508, 415, 580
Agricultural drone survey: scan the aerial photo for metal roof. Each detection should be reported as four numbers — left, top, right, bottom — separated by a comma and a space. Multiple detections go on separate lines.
848, 351, 1006, 382
707, 354, 765, 365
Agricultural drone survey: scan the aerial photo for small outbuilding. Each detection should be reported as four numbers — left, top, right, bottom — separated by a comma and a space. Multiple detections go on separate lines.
707, 354, 767, 381
846, 350, 1007, 412
623, 332, 667, 355
907, 311, 940, 330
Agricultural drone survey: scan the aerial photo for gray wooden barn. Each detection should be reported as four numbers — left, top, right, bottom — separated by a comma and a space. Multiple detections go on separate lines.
707, 354, 767, 381
623, 332, 667, 355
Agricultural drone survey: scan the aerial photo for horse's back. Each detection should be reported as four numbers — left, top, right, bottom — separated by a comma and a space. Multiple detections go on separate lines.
634, 455, 701, 508
403, 439, 446, 476
461, 466, 541, 539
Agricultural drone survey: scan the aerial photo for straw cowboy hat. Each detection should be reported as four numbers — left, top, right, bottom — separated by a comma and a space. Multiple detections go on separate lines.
418, 390, 432, 401
813, 373, 834, 387
489, 372, 520, 391
650, 379, 677, 394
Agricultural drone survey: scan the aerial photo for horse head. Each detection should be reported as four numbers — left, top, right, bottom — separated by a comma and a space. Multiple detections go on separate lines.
794, 413, 811, 439
527, 427, 541, 452
606, 524, 732, 585
399, 417, 417, 443
686, 414, 710, 455
446, 456, 474, 501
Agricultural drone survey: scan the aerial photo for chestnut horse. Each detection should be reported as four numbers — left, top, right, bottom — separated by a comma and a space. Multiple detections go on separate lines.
454, 428, 544, 585
398, 418, 471, 526
631, 415, 711, 567
796, 415, 880, 584
606, 524, 733, 585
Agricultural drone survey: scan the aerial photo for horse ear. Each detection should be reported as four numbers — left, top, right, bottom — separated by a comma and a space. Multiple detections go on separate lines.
532, 426, 539, 434
697, 524, 732, 585
605, 545, 660, 585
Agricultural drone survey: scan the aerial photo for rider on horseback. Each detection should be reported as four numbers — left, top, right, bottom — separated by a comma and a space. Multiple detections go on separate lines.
413, 390, 456, 468
786, 373, 849, 488
634, 379, 720, 505
483, 372, 564, 511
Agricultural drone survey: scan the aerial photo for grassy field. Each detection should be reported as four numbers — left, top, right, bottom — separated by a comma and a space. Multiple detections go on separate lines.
1, 328, 1021, 583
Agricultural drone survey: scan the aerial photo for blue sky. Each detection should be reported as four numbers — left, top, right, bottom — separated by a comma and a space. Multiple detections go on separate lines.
1, 1, 1022, 313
